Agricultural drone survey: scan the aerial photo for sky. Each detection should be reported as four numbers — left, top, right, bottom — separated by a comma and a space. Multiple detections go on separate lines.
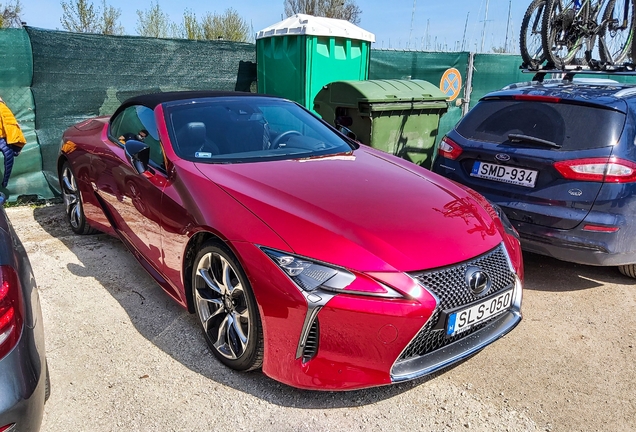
22, 0, 528, 53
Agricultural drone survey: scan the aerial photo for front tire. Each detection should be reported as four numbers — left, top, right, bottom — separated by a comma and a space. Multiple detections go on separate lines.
44, 362, 51, 402
520, 0, 548, 69
59, 161, 97, 235
192, 241, 263, 372
598, 0, 635, 64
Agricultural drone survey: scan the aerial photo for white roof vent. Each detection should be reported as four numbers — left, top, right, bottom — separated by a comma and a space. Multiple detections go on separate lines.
256, 14, 375, 42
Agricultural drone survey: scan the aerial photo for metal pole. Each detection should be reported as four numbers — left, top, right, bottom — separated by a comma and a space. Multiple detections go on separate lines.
425, 19, 430, 50
462, 12, 470, 51
409, 0, 417, 50
480, 0, 490, 52
504, 0, 512, 53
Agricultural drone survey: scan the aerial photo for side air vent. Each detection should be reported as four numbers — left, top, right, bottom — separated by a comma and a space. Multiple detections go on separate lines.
302, 318, 319, 363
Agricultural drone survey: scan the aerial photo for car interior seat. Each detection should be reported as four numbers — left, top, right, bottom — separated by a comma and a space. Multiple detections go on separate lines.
224, 111, 269, 154
177, 122, 220, 157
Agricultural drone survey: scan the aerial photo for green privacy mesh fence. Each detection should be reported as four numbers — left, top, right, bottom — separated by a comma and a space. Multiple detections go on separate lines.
370, 51, 469, 147
5, 27, 636, 200
470, 54, 526, 108
0, 28, 53, 201
26, 27, 257, 193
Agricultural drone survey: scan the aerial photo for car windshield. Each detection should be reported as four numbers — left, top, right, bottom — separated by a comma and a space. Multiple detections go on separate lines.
456, 99, 626, 151
163, 96, 355, 163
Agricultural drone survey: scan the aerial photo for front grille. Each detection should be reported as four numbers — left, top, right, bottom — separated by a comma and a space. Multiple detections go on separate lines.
399, 244, 515, 361
302, 318, 319, 363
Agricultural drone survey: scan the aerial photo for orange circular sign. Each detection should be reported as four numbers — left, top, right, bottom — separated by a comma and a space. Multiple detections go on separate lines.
440, 68, 462, 101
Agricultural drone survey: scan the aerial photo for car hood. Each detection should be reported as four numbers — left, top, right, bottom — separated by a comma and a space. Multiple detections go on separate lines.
195, 149, 502, 272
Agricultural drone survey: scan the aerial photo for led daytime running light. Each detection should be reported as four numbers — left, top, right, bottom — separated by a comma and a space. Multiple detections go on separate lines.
263, 248, 354, 292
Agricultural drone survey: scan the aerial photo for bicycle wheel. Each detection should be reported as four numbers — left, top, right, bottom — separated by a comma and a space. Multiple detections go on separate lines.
521, 0, 548, 69
598, 0, 635, 64
542, 0, 588, 67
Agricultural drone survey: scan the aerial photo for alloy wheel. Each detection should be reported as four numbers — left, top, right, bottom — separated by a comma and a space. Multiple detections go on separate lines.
61, 165, 82, 230
194, 251, 251, 360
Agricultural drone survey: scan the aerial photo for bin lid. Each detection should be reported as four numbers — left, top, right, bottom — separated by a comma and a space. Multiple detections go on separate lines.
317, 80, 448, 107
256, 14, 375, 42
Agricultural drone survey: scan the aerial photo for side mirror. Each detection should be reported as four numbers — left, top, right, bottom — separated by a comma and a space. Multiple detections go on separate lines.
337, 125, 357, 141
125, 140, 151, 175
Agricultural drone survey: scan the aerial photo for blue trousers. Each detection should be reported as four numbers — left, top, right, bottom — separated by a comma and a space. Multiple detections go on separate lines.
0, 138, 21, 188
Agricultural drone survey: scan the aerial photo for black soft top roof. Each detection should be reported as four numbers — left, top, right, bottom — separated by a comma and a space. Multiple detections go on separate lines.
112, 90, 278, 119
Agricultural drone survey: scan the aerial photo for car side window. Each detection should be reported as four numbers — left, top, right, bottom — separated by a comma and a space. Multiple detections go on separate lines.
110, 105, 165, 170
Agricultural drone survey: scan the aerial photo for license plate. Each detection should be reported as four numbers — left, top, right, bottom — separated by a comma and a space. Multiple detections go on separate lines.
471, 161, 537, 188
446, 289, 513, 336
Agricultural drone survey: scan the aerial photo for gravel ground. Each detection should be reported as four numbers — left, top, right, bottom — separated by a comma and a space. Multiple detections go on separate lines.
6, 203, 635, 432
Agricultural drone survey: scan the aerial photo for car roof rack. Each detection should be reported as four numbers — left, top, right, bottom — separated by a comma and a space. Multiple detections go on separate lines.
520, 63, 636, 83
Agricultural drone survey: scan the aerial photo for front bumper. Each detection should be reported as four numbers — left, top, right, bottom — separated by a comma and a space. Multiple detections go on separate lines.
391, 276, 522, 381
234, 241, 523, 391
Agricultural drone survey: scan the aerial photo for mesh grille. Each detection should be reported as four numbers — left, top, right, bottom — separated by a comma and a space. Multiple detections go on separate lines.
302, 318, 319, 363
399, 244, 515, 361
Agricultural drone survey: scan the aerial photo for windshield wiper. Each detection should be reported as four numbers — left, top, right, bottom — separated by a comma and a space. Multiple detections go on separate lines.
507, 133, 561, 149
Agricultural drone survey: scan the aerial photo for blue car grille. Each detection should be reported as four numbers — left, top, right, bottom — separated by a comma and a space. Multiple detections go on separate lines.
400, 244, 515, 361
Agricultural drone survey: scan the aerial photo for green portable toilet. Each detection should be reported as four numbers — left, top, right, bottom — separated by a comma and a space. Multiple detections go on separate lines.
314, 79, 449, 169
256, 14, 375, 110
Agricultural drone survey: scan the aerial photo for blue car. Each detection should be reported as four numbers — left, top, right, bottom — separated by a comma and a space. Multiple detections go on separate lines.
0, 193, 48, 431
432, 78, 636, 278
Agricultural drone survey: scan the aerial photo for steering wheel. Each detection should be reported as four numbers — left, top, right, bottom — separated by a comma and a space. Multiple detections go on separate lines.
270, 130, 302, 149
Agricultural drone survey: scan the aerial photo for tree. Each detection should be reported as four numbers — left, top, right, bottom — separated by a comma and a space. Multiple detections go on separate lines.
0, 0, 23, 28
60, 0, 124, 34
136, 1, 177, 38
284, 0, 362, 25
60, 0, 99, 33
175, 9, 202, 40
200, 8, 250, 42
100, 0, 124, 35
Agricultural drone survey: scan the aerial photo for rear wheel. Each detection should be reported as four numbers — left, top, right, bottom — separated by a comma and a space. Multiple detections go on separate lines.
542, 0, 589, 67
192, 241, 263, 371
520, 0, 548, 69
618, 264, 636, 278
59, 161, 97, 235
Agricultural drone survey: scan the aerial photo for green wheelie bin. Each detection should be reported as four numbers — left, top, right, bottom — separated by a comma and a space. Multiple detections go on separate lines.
314, 79, 448, 169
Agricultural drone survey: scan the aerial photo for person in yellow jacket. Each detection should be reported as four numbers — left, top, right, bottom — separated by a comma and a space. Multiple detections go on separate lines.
0, 96, 26, 188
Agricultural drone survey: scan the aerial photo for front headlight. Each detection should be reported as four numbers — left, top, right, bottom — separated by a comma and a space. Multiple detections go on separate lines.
262, 248, 356, 292
261, 247, 402, 298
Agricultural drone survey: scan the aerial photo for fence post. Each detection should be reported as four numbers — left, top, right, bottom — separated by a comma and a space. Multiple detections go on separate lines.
463, 52, 475, 117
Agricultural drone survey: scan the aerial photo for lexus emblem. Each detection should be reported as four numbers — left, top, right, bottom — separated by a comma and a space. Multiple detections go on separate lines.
495, 154, 511, 162
465, 266, 491, 296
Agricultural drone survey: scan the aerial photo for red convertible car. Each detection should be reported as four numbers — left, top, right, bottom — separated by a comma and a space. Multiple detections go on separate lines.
58, 91, 523, 390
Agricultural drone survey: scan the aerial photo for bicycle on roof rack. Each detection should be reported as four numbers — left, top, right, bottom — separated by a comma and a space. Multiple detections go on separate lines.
520, 0, 635, 70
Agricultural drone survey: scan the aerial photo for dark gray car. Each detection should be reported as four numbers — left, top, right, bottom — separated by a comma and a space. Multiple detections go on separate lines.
0, 193, 48, 432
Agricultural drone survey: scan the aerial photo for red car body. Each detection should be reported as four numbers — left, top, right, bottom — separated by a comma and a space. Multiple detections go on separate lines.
58, 92, 523, 390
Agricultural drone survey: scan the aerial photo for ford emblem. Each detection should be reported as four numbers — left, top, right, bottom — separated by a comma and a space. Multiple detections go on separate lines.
495, 154, 511, 162
465, 266, 491, 296
568, 189, 583, 197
